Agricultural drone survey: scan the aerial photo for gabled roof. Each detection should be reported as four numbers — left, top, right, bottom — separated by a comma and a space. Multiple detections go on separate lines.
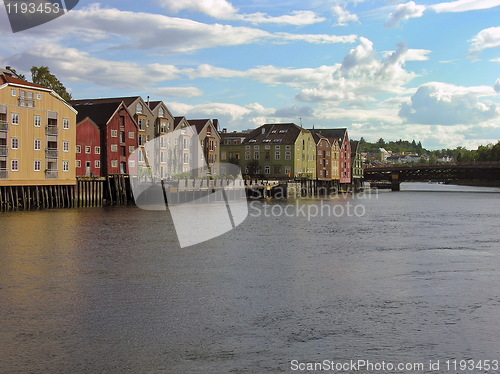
242, 123, 305, 145
311, 132, 331, 146
72, 101, 133, 127
350, 140, 360, 155
0, 74, 49, 90
188, 119, 211, 134
310, 128, 348, 147
148, 101, 162, 110
174, 116, 188, 129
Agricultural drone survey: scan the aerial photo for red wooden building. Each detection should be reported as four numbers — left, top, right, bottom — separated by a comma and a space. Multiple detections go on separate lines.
71, 101, 138, 176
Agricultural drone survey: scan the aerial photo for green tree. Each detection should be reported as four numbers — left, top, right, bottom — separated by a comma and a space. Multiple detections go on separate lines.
31, 66, 72, 101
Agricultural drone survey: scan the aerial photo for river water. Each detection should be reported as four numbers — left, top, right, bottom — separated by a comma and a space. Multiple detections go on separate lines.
1, 183, 499, 373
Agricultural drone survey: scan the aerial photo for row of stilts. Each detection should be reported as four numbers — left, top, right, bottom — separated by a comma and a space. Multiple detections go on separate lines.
0, 174, 133, 212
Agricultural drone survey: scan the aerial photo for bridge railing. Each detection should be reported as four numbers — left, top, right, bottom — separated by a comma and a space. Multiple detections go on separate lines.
365, 161, 500, 169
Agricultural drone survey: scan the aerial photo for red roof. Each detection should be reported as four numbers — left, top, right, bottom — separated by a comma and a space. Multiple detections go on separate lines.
1, 74, 49, 90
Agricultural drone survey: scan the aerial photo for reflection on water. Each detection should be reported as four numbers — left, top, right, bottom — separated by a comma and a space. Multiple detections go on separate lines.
0, 184, 499, 373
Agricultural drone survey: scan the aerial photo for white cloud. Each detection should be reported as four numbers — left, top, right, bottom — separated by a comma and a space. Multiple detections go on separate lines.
399, 82, 499, 125
274, 33, 358, 44
296, 39, 422, 103
331, 5, 360, 26
150, 87, 203, 97
157, 0, 325, 25
495, 79, 500, 93
385, 1, 426, 28
429, 0, 500, 13
469, 27, 500, 55
4, 43, 195, 95
157, 0, 238, 19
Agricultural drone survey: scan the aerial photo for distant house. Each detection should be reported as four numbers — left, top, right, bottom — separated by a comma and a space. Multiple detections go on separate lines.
71, 101, 138, 176
311, 128, 351, 185
242, 123, 316, 179
350, 141, 364, 186
220, 129, 248, 166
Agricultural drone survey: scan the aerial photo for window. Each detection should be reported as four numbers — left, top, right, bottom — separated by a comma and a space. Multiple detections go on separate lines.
286, 145, 291, 150
95, 160, 100, 168
63, 161, 69, 172
111, 129, 118, 137
11, 89, 17, 96
245, 152, 250, 160
136, 103, 143, 114
129, 160, 135, 168
160, 136, 167, 149
158, 108, 164, 117
160, 152, 166, 163
275, 151, 281, 160
111, 160, 118, 168
11, 137, 19, 149
285, 151, 291, 160
11, 113, 19, 125
111, 144, 118, 152
34, 115, 41, 127
120, 131, 125, 143
129, 146, 135, 153
138, 151, 144, 163
95, 146, 100, 154
138, 118, 146, 130
138, 134, 145, 146
11, 159, 19, 171
128, 131, 135, 139
245, 145, 251, 150
221, 151, 226, 161
76, 145, 81, 153
254, 145, 259, 150
34, 139, 41, 150
63, 141, 69, 152
264, 166, 270, 174
76, 160, 81, 168
34, 160, 41, 172
63, 118, 70, 129
254, 151, 259, 160
183, 153, 189, 164
36, 93, 42, 100
85, 146, 91, 154
265, 145, 271, 149
183, 138, 189, 150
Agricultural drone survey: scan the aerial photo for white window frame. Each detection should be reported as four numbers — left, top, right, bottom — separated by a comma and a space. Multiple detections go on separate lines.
76, 145, 81, 153
76, 160, 81, 168
11, 137, 19, 149
11, 113, 19, 125
95, 160, 100, 168
34, 139, 41, 150
85, 146, 91, 154
63, 141, 70, 152
34, 115, 41, 127
63, 160, 69, 172
128, 131, 135, 139
95, 146, 100, 155
63, 118, 70, 130
111, 160, 118, 168
11, 159, 19, 171
111, 144, 118, 152
111, 129, 118, 137
34, 160, 41, 172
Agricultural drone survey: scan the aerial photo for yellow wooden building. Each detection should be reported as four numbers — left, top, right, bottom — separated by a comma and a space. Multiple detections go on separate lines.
0, 70, 77, 187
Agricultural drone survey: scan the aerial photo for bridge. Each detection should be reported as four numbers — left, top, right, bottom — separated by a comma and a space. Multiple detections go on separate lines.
364, 162, 500, 191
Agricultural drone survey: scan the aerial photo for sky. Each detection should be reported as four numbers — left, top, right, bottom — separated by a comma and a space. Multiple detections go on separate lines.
0, 0, 499, 150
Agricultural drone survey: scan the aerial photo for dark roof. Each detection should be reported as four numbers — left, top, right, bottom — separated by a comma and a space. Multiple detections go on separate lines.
173, 116, 185, 128
188, 119, 211, 134
69, 96, 141, 107
220, 131, 248, 139
350, 140, 360, 155
242, 123, 305, 145
71, 101, 125, 126
310, 128, 347, 146
1, 74, 49, 90
311, 132, 330, 146
148, 101, 162, 109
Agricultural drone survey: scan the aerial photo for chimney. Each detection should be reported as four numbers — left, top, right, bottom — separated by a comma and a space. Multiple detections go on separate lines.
222, 128, 227, 133
213, 119, 218, 130
146, 96, 150, 105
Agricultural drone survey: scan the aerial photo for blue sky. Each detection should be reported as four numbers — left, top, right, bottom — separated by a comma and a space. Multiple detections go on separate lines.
1, 0, 499, 149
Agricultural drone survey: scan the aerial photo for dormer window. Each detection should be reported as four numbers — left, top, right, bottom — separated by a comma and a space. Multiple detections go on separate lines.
136, 103, 143, 114
158, 108, 164, 117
